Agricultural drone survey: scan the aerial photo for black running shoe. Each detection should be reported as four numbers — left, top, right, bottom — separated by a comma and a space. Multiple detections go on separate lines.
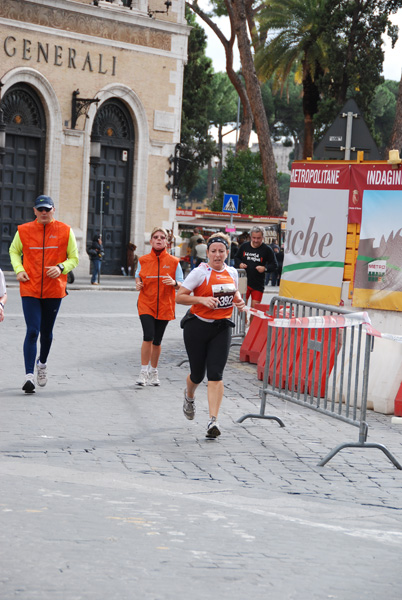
22, 376, 35, 394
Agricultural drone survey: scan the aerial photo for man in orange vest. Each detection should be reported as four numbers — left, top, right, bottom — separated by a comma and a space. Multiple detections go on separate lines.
9, 195, 79, 394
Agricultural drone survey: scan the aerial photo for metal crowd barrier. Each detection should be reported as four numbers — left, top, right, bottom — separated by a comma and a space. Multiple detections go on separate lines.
238, 296, 402, 469
230, 269, 247, 346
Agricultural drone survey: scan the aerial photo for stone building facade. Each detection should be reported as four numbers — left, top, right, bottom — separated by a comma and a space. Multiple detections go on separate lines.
0, 0, 189, 274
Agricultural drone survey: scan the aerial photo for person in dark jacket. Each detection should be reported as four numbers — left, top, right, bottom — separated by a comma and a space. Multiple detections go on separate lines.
265, 244, 283, 286
275, 246, 284, 285
235, 226, 277, 311
88, 234, 104, 285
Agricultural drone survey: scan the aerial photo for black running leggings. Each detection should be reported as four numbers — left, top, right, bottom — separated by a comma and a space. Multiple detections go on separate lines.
183, 316, 232, 383
139, 314, 169, 346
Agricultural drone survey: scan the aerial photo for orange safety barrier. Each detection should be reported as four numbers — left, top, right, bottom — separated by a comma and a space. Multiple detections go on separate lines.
257, 326, 341, 398
239, 304, 270, 364
394, 382, 402, 417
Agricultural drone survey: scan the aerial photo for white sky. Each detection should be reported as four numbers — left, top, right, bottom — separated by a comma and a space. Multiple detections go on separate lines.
197, 6, 402, 145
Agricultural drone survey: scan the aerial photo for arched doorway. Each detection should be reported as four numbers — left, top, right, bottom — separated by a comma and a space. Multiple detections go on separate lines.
87, 99, 135, 275
0, 83, 46, 268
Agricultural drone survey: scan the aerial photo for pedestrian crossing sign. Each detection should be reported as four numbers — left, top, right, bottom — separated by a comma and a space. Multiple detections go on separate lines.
222, 193, 239, 213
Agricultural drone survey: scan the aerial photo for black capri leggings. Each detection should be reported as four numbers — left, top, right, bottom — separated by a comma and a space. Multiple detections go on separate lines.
139, 314, 169, 346
183, 316, 232, 383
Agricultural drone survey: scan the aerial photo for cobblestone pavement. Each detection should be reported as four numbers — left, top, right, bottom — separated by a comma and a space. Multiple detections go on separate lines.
1, 283, 402, 600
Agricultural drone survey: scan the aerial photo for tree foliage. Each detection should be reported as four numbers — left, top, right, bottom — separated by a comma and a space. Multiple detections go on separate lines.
256, 0, 329, 158
260, 72, 304, 158
209, 147, 291, 214
186, 0, 254, 150
180, 7, 218, 192
210, 149, 291, 214
207, 71, 239, 129
370, 80, 399, 154
277, 172, 291, 213
255, 0, 402, 156
210, 149, 268, 214
314, 0, 402, 145
185, 168, 209, 204
187, 0, 283, 215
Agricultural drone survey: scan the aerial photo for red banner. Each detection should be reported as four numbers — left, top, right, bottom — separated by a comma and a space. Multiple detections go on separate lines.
290, 163, 350, 189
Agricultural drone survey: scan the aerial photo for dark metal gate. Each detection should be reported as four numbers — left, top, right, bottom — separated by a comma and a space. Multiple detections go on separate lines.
87, 100, 134, 275
0, 84, 46, 268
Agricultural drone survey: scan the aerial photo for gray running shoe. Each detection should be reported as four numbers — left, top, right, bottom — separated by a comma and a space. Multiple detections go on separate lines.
136, 371, 148, 386
183, 389, 195, 420
206, 416, 221, 438
36, 362, 48, 387
148, 370, 160, 386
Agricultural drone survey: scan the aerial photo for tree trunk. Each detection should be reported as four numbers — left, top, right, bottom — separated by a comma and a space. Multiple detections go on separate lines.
187, 1, 253, 151
207, 160, 213, 199
302, 65, 321, 159
303, 114, 314, 159
216, 124, 223, 195
386, 73, 402, 158
226, 71, 253, 151
229, 0, 282, 216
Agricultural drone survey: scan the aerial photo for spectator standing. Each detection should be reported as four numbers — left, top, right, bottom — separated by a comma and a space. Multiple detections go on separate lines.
265, 244, 280, 286
235, 225, 277, 315
229, 239, 239, 267
9, 195, 79, 393
88, 234, 104, 285
268, 244, 284, 286
276, 246, 284, 285
135, 227, 184, 386
188, 227, 202, 270
127, 242, 138, 277
194, 237, 207, 266
237, 231, 250, 246
0, 268, 7, 323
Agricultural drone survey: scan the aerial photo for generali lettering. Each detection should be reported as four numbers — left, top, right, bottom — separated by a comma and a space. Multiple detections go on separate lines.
2, 35, 117, 75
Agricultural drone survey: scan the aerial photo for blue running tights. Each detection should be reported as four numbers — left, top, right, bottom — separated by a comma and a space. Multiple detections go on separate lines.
21, 297, 62, 374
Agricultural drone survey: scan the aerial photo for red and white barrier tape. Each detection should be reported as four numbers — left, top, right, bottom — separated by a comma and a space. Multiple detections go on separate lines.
243, 306, 402, 343
364, 324, 402, 344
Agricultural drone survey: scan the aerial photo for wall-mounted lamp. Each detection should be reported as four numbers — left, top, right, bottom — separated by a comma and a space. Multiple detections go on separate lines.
71, 90, 100, 129
90, 124, 101, 168
0, 108, 6, 157
148, 1, 172, 18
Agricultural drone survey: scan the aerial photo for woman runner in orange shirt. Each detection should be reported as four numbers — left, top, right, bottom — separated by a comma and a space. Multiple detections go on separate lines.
176, 232, 245, 438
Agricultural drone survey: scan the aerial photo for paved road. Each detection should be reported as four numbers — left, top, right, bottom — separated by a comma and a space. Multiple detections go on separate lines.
1, 284, 402, 599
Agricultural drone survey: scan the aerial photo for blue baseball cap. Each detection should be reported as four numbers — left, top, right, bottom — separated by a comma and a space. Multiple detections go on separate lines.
34, 195, 54, 209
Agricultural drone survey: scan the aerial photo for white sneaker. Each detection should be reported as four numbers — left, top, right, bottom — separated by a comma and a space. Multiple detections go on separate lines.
136, 371, 148, 386
206, 417, 221, 438
36, 362, 48, 387
22, 374, 35, 394
148, 370, 160, 386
